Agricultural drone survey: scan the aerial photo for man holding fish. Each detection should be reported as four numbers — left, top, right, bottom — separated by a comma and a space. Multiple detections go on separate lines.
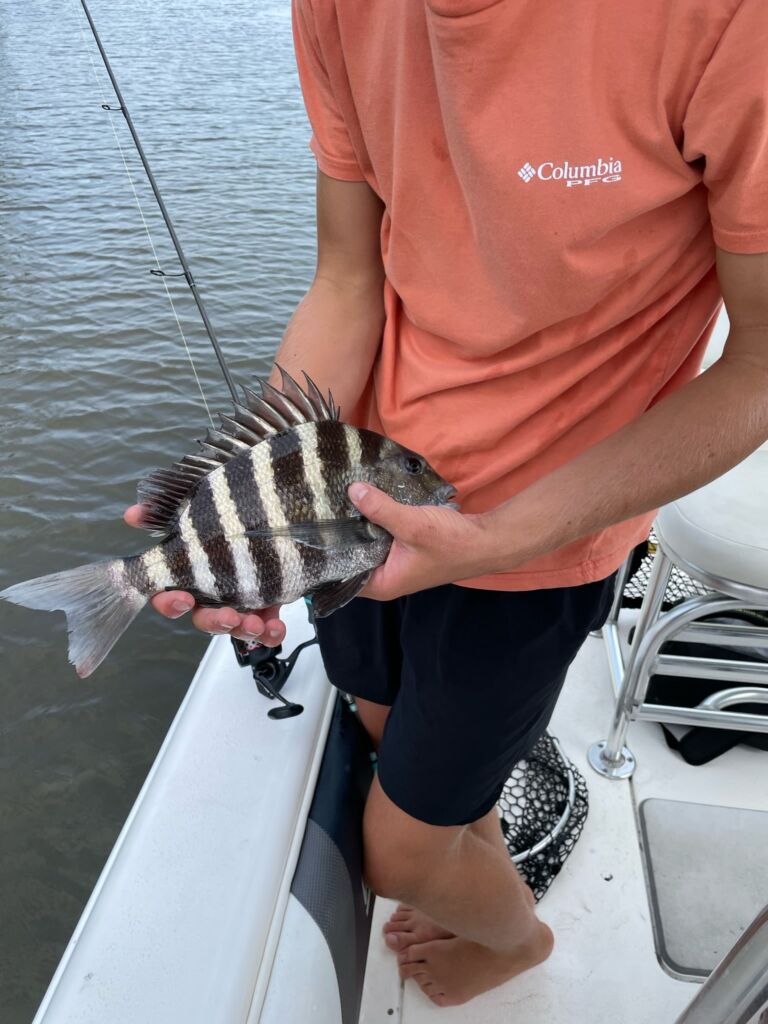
141, 0, 768, 1009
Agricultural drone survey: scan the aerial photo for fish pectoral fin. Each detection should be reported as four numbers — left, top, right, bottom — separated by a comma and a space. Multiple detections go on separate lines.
244, 517, 387, 551
309, 570, 373, 618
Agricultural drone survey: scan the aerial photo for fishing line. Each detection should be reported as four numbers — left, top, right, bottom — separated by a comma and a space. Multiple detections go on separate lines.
71, 4, 214, 425
72, 0, 241, 423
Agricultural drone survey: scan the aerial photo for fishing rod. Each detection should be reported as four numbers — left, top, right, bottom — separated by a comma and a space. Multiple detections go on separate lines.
76, 2, 314, 715
78, 0, 239, 406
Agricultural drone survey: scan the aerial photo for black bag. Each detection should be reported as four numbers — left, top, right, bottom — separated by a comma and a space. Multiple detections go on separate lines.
644, 621, 768, 765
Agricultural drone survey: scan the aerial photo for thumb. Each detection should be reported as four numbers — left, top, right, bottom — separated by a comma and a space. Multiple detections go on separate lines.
348, 482, 411, 534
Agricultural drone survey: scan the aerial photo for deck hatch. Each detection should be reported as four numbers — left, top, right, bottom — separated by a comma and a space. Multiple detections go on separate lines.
638, 798, 768, 980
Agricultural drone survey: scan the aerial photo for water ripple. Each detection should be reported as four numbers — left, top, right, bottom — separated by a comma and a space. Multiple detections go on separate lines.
0, 1, 316, 1017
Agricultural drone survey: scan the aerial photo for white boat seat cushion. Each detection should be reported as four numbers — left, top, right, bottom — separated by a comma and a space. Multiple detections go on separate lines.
655, 448, 768, 590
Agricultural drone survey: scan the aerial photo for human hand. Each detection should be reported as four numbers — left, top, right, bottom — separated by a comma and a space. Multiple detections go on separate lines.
347, 483, 493, 600
123, 504, 286, 646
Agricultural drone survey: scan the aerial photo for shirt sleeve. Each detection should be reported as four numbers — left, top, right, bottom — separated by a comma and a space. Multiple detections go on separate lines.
682, 0, 768, 254
291, 0, 366, 182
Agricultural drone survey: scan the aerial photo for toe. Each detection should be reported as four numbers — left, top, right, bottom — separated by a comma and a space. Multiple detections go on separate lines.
399, 962, 428, 980
383, 916, 410, 933
398, 941, 431, 966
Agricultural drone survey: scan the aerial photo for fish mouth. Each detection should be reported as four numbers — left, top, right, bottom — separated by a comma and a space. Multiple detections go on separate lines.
435, 483, 459, 509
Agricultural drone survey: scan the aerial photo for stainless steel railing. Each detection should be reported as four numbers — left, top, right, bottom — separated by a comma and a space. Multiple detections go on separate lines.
673, 903, 768, 1024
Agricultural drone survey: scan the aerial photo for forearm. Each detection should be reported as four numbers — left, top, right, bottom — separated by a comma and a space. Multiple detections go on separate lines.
270, 274, 384, 414
477, 339, 768, 576
269, 171, 386, 413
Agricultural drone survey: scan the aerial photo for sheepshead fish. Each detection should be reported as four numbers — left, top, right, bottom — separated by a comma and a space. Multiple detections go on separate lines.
1, 368, 457, 677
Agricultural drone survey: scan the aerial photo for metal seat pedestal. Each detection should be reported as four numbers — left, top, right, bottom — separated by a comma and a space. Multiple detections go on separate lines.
589, 541, 768, 781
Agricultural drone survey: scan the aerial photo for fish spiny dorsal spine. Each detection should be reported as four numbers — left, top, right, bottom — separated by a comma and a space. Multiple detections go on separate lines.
134, 368, 338, 537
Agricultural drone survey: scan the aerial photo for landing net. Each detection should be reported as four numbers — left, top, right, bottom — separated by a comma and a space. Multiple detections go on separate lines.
621, 536, 709, 608
497, 538, 705, 902
621, 535, 768, 629
498, 732, 589, 903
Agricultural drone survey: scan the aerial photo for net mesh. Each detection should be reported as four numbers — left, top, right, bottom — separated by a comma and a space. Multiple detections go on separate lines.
496, 536, 706, 903
498, 732, 589, 903
496, 537, 768, 902
622, 536, 768, 628
621, 536, 709, 609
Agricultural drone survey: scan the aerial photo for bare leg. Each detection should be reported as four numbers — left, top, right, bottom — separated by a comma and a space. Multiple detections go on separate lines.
354, 694, 511, 866
364, 778, 553, 1006
353, 695, 390, 749
383, 805, 534, 950
355, 694, 547, 1004
353, 696, 457, 946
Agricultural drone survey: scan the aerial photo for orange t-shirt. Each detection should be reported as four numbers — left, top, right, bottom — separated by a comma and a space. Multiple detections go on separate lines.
292, 0, 768, 590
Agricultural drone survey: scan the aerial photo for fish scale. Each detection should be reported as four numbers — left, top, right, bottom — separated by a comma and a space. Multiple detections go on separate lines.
207, 472, 261, 607
223, 456, 283, 605
300, 422, 335, 521
1, 368, 457, 676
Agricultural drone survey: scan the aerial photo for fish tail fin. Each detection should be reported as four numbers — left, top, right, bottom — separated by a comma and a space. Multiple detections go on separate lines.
0, 559, 147, 677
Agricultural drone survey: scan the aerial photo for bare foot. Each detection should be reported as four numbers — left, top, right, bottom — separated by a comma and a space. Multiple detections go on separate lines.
382, 904, 454, 952
382, 886, 536, 954
397, 924, 554, 1007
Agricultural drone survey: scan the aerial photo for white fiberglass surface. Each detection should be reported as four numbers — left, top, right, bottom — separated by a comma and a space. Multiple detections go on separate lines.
361, 623, 768, 1024
32, 601, 334, 1024
259, 895, 343, 1024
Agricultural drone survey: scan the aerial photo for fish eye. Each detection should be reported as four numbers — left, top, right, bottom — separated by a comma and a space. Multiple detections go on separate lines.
404, 455, 425, 475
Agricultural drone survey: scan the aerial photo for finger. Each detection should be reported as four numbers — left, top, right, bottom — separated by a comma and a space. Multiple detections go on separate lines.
231, 613, 268, 643
348, 482, 410, 534
233, 612, 286, 646
191, 606, 242, 635
356, 562, 396, 602
258, 615, 286, 646
124, 504, 145, 528
150, 590, 196, 620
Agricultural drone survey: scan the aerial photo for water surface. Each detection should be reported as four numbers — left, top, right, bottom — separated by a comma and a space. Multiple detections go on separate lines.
0, 2, 316, 1017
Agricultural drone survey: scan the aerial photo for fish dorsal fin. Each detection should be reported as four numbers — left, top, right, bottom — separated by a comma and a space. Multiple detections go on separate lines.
134, 367, 339, 535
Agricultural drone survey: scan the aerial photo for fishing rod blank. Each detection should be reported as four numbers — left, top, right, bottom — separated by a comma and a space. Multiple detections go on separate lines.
79, 0, 239, 405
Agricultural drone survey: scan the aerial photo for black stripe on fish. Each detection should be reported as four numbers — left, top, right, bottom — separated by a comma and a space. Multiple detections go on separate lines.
267, 430, 328, 587
315, 420, 350, 517
123, 554, 152, 597
224, 455, 284, 606
359, 428, 384, 468
314, 418, 346, 459
267, 430, 317, 522
161, 534, 195, 592
188, 479, 237, 603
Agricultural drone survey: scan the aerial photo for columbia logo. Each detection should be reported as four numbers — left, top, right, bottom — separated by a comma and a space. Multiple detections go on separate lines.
516, 156, 624, 188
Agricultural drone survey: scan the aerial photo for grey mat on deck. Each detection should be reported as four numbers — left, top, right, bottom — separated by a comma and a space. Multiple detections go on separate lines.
639, 799, 768, 980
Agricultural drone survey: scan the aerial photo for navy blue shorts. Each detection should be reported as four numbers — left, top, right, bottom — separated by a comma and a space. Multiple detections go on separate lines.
316, 577, 616, 826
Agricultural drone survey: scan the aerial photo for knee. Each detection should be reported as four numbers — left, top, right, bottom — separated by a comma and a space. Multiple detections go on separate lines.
363, 831, 432, 900
362, 780, 459, 900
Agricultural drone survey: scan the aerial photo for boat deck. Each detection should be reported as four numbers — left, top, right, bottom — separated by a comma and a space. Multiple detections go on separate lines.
360, 611, 768, 1023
